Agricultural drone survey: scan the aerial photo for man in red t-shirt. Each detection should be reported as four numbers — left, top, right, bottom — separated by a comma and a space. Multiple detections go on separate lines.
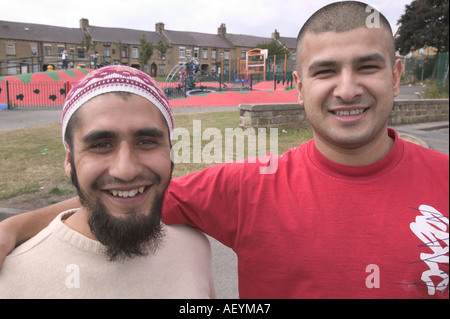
0, 1, 448, 298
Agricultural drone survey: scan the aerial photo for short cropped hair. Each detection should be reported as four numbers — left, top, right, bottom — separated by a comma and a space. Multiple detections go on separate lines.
296, 1, 395, 69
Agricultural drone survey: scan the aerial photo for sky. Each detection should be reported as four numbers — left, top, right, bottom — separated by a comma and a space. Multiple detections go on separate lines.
1, 0, 413, 38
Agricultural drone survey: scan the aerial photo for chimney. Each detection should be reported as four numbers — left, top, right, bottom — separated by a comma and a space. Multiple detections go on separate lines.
272, 29, 280, 40
218, 23, 226, 36
80, 18, 89, 31
155, 22, 165, 34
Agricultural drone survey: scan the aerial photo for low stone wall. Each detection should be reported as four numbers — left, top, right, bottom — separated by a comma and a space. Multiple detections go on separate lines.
389, 99, 449, 125
239, 103, 306, 128
239, 99, 449, 128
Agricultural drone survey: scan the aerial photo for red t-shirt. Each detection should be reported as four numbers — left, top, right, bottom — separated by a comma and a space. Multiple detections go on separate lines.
164, 129, 449, 298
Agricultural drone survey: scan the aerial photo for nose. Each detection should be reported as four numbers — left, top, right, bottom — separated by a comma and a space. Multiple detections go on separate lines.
333, 69, 364, 103
109, 142, 142, 182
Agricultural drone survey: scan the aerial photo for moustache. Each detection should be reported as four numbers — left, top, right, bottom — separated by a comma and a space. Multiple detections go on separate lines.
323, 95, 376, 108
91, 172, 162, 191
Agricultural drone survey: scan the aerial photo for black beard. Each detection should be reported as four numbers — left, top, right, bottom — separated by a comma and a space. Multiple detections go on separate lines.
85, 194, 165, 262
70, 157, 167, 262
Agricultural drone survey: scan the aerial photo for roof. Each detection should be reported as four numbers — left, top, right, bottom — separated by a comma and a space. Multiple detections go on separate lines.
0, 20, 83, 43
0, 19, 296, 52
278, 36, 297, 50
225, 34, 275, 48
163, 29, 232, 48
88, 25, 166, 45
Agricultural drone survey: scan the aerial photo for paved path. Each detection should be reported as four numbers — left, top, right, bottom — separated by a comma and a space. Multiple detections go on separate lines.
0, 106, 239, 132
393, 121, 449, 155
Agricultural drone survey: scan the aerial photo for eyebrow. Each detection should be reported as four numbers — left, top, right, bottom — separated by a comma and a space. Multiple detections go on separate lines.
356, 53, 386, 64
82, 130, 116, 144
307, 53, 387, 73
133, 128, 165, 139
82, 128, 165, 144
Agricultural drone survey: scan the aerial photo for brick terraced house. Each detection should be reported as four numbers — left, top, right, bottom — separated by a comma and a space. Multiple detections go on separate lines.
1, 19, 296, 77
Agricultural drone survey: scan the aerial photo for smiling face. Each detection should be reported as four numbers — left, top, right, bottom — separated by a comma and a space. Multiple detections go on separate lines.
293, 26, 402, 165
66, 93, 172, 218
64, 92, 172, 260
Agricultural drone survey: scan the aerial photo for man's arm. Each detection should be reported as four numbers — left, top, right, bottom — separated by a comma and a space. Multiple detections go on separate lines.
0, 197, 80, 267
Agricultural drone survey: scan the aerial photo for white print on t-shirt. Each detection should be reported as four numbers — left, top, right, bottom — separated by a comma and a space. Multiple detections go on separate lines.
409, 205, 449, 296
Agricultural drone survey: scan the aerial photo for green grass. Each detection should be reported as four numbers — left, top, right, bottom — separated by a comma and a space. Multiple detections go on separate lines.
422, 82, 449, 99
0, 111, 312, 200
0, 124, 67, 200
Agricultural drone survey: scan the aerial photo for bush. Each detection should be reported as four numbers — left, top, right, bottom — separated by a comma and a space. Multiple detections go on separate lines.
423, 81, 449, 99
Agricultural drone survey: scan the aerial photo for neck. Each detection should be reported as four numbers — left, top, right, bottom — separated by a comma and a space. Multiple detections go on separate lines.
64, 208, 97, 240
313, 127, 394, 166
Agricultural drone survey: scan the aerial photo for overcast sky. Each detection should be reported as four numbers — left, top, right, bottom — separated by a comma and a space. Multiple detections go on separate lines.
1, 0, 413, 38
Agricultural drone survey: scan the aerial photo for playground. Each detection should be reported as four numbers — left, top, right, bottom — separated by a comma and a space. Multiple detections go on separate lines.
0, 50, 298, 110
163, 48, 297, 102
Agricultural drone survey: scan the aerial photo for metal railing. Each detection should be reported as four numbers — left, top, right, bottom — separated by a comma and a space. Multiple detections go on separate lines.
0, 80, 70, 109
0, 53, 111, 76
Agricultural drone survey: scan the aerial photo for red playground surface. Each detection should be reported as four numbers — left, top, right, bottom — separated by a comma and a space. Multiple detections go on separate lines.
169, 89, 298, 108
0, 69, 298, 109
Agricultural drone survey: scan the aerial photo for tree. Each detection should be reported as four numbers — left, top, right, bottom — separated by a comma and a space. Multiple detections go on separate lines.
139, 35, 154, 72
80, 33, 93, 56
254, 41, 290, 56
395, 0, 449, 55
156, 40, 169, 60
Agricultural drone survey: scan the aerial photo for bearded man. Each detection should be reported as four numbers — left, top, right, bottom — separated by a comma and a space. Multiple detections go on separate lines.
0, 66, 216, 299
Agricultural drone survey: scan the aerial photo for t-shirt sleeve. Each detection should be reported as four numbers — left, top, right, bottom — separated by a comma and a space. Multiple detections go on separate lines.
162, 162, 242, 248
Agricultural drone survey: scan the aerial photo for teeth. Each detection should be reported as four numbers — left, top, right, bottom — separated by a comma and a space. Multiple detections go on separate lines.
333, 109, 365, 116
110, 187, 145, 198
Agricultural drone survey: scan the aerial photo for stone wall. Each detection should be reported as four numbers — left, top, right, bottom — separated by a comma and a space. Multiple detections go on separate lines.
239, 99, 449, 128
389, 99, 449, 125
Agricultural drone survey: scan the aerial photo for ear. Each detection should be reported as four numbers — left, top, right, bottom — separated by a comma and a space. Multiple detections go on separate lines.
293, 71, 305, 106
64, 148, 72, 179
392, 59, 403, 97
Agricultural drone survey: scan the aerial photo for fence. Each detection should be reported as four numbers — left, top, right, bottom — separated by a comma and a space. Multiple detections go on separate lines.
221, 54, 296, 83
0, 80, 70, 109
0, 53, 109, 76
163, 54, 297, 100
399, 52, 449, 87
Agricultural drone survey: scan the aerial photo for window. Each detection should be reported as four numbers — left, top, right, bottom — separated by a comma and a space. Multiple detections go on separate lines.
132, 47, 138, 59
194, 47, 199, 58
224, 51, 230, 59
186, 49, 192, 58
179, 47, 185, 58
104, 45, 110, 57
241, 50, 246, 59
44, 45, 51, 56
212, 50, 216, 60
7, 62, 16, 74
203, 49, 208, 60
30, 45, 37, 56
122, 46, 128, 58
6, 44, 16, 56
77, 48, 85, 58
